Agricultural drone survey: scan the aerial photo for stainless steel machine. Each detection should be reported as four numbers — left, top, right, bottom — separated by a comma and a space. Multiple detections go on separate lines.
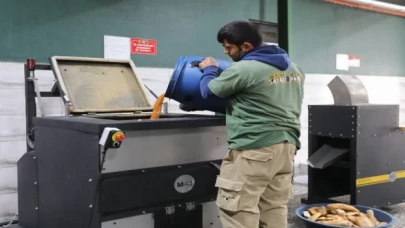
12, 56, 227, 228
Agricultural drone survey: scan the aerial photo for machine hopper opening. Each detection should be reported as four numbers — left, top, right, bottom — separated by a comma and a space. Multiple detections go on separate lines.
306, 136, 352, 201
308, 141, 350, 169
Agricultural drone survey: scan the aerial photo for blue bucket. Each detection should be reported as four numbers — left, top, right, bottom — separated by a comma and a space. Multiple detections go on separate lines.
165, 56, 232, 114
295, 203, 396, 228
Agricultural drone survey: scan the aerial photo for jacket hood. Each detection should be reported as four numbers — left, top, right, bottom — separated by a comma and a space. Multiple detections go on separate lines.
239, 45, 291, 70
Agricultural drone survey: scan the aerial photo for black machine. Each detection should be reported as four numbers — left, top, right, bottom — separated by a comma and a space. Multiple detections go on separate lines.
301, 75, 405, 208
12, 56, 227, 228
12, 58, 405, 228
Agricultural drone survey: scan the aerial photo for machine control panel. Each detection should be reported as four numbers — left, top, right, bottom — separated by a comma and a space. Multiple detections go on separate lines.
99, 127, 126, 149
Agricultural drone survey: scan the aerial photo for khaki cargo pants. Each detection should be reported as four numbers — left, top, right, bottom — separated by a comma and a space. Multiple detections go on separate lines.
215, 142, 296, 228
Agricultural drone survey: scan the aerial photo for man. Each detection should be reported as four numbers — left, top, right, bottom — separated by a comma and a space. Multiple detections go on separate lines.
186, 20, 305, 228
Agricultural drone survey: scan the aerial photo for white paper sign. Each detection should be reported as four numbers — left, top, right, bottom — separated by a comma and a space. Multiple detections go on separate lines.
336, 54, 349, 71
104, 35, 130, 60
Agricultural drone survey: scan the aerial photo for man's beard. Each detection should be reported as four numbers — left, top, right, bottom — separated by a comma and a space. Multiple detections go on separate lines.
234, 46, 246, 62
231, 50, 245, 62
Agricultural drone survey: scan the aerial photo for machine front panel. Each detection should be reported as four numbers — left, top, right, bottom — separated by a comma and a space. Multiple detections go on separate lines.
102, 213, 153, 228
309, 105, 357, 138
355, 106, 405, 207
304, 104, 405, 207
99, 161, 219, 215
101, 126, 227, 173
101, 202, 222, 228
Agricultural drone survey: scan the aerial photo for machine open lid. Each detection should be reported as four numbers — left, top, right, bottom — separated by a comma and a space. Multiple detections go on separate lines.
49, 56, 153, 115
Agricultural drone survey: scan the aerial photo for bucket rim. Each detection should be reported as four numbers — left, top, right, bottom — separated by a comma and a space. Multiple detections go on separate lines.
165, 56, 187, 98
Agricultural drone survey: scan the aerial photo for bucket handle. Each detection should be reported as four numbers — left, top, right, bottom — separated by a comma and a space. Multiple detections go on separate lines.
190, 61, 202, 68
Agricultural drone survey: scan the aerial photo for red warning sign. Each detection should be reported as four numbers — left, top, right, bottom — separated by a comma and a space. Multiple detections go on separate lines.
348, 56, 360, 67
131, 38, 157, 55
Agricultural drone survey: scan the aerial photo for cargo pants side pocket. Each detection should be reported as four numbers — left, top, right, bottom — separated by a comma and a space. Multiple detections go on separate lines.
215, 177, 244, 212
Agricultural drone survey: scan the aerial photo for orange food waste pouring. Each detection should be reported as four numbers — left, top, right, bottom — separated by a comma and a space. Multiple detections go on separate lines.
150, 94, 166, 120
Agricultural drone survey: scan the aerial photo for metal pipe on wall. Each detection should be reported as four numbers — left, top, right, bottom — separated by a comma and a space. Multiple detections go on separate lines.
259, 0, 265, 20
277, 0, 289, 53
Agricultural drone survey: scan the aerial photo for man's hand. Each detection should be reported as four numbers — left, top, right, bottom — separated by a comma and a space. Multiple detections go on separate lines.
199, 57, 218, 70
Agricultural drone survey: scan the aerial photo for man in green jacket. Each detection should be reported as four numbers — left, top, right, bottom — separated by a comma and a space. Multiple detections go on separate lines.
188, 20, 305, 228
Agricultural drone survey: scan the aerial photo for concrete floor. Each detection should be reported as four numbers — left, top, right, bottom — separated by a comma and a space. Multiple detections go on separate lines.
289, 176, 405, 228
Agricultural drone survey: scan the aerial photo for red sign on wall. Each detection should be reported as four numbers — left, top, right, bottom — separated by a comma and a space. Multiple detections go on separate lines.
348, 56, 360, 67
130, 38, 157, 55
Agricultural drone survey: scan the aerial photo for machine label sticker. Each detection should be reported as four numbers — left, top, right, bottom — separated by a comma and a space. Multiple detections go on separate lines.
389, 172, 397, 182
186, 202, 196, 211
174, 175, 195, 193
165, 206, 175, 215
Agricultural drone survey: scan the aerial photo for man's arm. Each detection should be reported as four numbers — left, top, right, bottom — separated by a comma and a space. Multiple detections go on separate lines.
200, 65, 244, 99
199, 66, 222, 99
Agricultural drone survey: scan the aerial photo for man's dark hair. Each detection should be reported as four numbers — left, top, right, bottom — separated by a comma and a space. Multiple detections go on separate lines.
217, 20, 263, 48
